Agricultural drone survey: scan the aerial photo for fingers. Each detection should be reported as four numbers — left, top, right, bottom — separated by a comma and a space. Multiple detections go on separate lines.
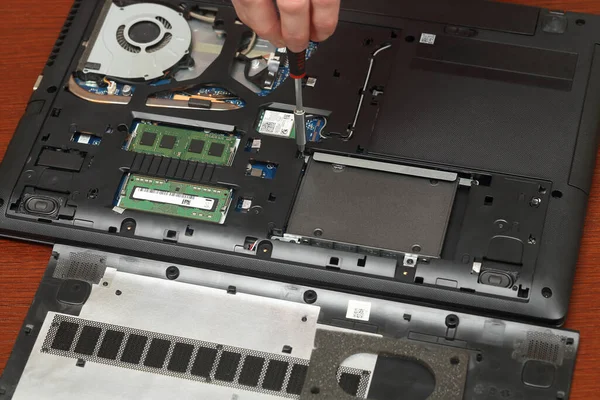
232, 0, 339, 50
277, 0, 310, 52
232, 0, 284, 47
310, 0, 340, 42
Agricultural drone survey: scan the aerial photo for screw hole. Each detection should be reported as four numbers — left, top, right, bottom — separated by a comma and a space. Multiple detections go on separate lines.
476, 353, 483, 362
405, 35, 415, 43
166, 266, 180, 280
411, 244, 422, 253
450, 356, 460, 365
301, 316, 307, 322
542, 287, 553, 298
576, 19, 586, 26
313, 228, 323, 237
311, 387, 320, 394
551, 190, 563, 198
47, 86, 57, 93
102, 281, 108, 287
115, 290, 122, 296
303, 290, 318, 304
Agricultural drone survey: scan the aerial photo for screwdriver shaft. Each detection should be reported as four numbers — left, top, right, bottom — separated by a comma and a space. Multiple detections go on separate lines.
294, 79, 306, 153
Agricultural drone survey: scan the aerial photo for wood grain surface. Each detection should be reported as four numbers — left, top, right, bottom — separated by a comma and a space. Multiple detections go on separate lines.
0, 0, 598, 398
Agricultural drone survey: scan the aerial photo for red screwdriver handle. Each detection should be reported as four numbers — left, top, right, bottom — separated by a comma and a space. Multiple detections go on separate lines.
287, 48, 307, 79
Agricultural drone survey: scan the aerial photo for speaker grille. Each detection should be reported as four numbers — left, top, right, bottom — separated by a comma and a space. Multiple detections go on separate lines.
517, 331, 566, 365
53, 252, 107, 284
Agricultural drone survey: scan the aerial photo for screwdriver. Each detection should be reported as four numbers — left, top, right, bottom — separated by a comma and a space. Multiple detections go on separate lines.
287, 48, 307, 153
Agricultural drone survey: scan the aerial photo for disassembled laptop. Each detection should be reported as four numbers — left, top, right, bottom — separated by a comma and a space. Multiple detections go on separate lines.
1, 0, 599, 398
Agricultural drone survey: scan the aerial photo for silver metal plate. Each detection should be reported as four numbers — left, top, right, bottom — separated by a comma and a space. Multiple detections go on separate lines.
84, 3, 191, 80
287, 157, 458, 257
13, 270, 319, 400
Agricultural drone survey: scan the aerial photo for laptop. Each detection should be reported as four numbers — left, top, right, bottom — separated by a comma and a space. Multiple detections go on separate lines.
0, 0, 598, 398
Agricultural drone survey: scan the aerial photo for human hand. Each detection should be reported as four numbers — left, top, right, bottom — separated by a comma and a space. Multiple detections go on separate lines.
231, 0, 340, 52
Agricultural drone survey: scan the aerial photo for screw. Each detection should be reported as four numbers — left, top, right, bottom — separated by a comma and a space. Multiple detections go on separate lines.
529, 197, 542, 208
313, 228, 323, 237
251, 59, 261, 69
445, 314, 459, 328
411, 244, 422, 253
406, 258, 414, 265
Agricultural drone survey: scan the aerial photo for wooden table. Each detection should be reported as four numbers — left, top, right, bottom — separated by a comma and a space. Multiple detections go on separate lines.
0, 0, 598, 397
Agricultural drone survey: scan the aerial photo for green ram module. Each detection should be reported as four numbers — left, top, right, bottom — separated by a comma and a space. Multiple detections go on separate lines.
116, 175, 232, 224
127, 122, 240, 166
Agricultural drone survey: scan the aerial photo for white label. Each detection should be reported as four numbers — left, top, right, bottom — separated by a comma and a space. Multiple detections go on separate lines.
346, 300, 371, 322
76, 134, 91, 144
132, 187, 215, 210
241, 199, 253, 210
258, 110, 295, 137
420, 33, 436, 45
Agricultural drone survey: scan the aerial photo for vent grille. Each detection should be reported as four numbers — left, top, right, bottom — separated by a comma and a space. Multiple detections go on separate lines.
41, 315, 370, 398
147, 33, 172, 53
116, 25, 141, 53
155, 16, 172, 29
337, 366, 370, 398
47, 0, 83, 67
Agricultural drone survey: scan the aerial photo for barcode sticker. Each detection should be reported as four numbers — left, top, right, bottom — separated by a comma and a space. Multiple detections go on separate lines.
420, 33, 436, 45
258, 110, 295, 137
132, 187, 215, 210
346, 300, 371, 321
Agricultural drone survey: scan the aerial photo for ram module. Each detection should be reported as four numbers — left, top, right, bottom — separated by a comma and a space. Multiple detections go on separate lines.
127, 122, 240, 166
116, 175, 232, 224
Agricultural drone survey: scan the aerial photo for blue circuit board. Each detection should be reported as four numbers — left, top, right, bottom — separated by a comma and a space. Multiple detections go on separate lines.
246, 161, 278, 180
153, 87, 246, 108
72, 133, 102, 146
75, 78, 135, 96
257, 42, 319, 97
306, 117, 326, 142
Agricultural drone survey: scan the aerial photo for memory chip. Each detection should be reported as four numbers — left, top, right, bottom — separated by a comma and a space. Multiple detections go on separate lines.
208, 143, 225, 157
160, 135, 177, 149
188, 139, 205, 154
127, 122, 240, 166
117, 175, 232, 224
140, 131, 157, 147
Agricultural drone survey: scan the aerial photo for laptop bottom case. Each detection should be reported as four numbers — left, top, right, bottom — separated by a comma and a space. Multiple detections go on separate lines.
0, 245, 579, 399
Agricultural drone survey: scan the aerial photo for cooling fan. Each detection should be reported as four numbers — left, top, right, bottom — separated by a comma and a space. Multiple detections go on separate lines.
82, 2, 192, 80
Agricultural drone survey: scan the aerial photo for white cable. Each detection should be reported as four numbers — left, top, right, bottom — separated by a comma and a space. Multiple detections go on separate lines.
189, 11, 216, 23
318, 117, 329, 140
347, 44, 392, 140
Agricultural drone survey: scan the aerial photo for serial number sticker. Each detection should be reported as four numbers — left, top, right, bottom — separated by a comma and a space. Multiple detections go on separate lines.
258, 110, 295, 137
132, 187, 215, 210
420, 33, 436, 45
346, 300, 372, 322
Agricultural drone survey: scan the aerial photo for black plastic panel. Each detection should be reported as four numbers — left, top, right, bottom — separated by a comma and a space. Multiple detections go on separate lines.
0, 0, 598, 327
